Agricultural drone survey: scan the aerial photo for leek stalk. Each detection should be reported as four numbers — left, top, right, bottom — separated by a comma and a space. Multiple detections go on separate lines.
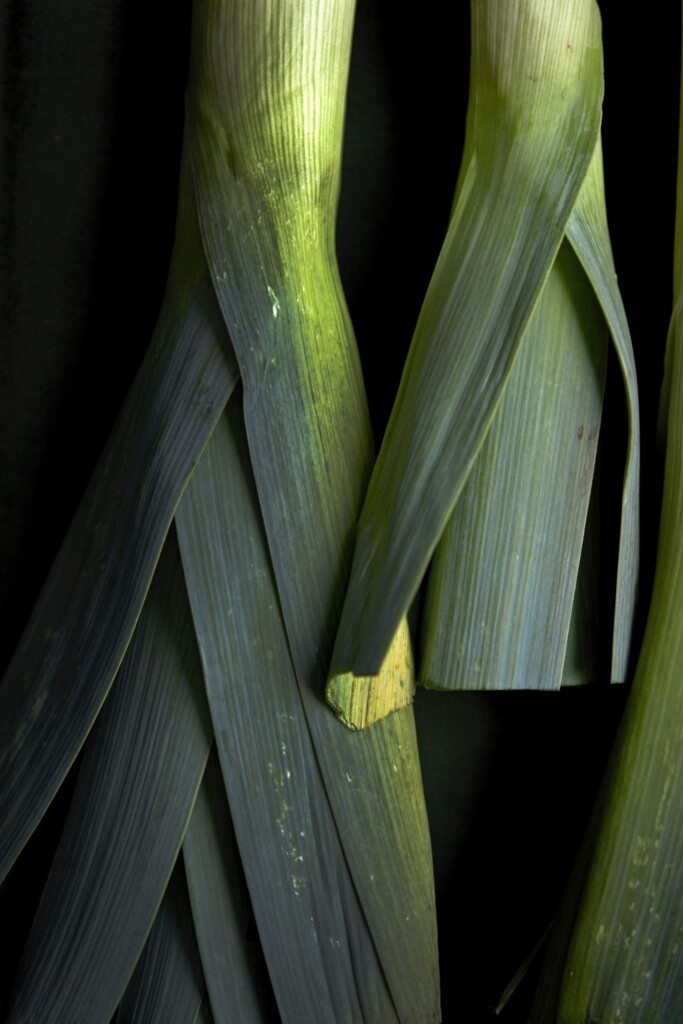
530, 13, 683, 1019
330, 0, 639, 707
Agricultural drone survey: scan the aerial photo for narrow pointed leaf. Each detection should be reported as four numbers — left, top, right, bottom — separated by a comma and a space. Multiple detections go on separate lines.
9, 533, 212, 1024
186, 2, 439, 1017
331, 0, 604, 677
183, 748, 278, 1024
420, 240, 606, 691
117, 857, 205, 1024
177, 401, 398, 1024
0, 149, 237, 884
566, 139, 641, 682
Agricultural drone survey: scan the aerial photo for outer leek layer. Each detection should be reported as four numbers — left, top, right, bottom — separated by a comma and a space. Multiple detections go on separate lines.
548, 314, 683, 1022
537, 21, 683, 1011
420, 240, 606, 692
331, 0, 606, 682
187, 0, 414, 726
186, 1, 439, 1019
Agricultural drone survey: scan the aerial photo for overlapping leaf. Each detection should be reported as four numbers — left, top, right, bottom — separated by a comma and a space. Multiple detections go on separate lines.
330, 0, 606, 681
117, 857, 205, 1024
420, 136, 639, 692
185, 1, 439, 1019
178, 401, 398, 1023
530, 54, 683, 1019
9, 534, 212, 1023
0, 152, 237, 884
183, 749, 277, 1024
565, 140, 640, 682
420, 240, 607, 691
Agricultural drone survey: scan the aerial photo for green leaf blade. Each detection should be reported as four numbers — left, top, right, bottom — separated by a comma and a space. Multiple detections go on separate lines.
331, 0, 605, 679
0, 154, 237, 885
420, 240, 607, 691
186, 3, 440, 1017
9, 534, 212, 1024
183, 749, 278, 1024
566, 140, 641, 682
117, 858, 206, 1024
177, 402, 400, 1024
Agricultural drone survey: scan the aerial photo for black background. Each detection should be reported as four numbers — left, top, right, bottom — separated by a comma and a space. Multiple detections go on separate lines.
0, 1, 680, 1021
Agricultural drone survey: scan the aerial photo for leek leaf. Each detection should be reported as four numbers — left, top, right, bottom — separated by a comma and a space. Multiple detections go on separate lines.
560, 472, 603, 687
565, 140, 641, 682
177, 400, 398, 1024
187, 0, 412, 729
531, 32, 681, 1018
196, 999, 215, 1024
331, 0, 605, 679
420, 240, 607, 691
9, 533, 212, 1024
117, 857, 205, 1024
186, 2, 439, 1018
183, 748, 277, 1024
548, 441, 683, 1020
0, 150, 236, 884
418, 137, 638, 693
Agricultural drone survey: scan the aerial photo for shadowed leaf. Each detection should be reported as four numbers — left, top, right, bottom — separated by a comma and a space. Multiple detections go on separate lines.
117, 857, 205, 1024
0, 151, 237, 885
9, 533, 212, 1024
177, 400, 399, 1024
331, 0, 605, 679
183, 748, 278, 1024
186, 2, 439, 1017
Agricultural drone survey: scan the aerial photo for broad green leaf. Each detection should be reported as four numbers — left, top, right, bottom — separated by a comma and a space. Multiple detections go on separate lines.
177, 400, 398, 1024
9, 533, 212, 1024
0, 149, 237, 884
550, 405, 683, 1020
186, 2, 439, 1016
117, 857, 205, 1024
420, 134, 638, 693
565, 139, 641, 682
183, 748, 277, 1024
530, 68, 683, 1024
420, 240, 606, 691
187, 0, 412, 729
330, 0, 604, 679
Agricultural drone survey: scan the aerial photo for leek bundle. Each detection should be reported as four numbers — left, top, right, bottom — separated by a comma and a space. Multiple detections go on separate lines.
530, 12, 683, 1019
330, 0, 639, 707
0, 0, 439, 1020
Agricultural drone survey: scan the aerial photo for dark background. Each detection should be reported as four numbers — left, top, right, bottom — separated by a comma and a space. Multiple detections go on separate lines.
0, 1, 680, 1020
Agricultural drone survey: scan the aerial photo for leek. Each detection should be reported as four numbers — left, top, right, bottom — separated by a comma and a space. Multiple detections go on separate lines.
0, 0, 440, 1020
330, 0, 639, 706
419, 135, 639, 693
530, 14, 683, 1015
